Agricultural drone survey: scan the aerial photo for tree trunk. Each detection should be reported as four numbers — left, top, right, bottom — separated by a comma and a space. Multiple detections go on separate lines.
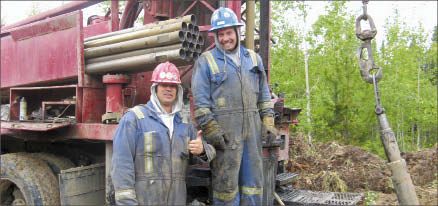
416, 65, 421, 151
301, 5, 312, 145
304, 47, 311, 144
401, 111, 406, 152
417, 125, 421, 151
411, 123, 415, 150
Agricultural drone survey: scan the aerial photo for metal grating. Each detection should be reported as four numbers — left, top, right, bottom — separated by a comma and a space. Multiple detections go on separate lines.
277, 187, 364, 205
276, 173, 299, 186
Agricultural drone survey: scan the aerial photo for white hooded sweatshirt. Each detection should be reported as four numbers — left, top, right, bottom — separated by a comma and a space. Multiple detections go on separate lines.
150, 83, 184, 140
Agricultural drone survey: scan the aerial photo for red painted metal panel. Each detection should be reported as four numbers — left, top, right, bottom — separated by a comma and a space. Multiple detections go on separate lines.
0, 122, 117, 141
1, 1, 101, 32
227, 1, 242, 21
128, 72, 153, 105
76, 87, 83, 122
1, 121, 71, 132
120, 0, 136, 29
65, 123, 118, 140
0, 128, 13, 135
111, 1, 120, 31
199, 0, 216, 12
1, 11, 83, 89
278, 125, 290, 161
81, 88, 106, 123
83, 21, 111, 39
10, 15, 77, 41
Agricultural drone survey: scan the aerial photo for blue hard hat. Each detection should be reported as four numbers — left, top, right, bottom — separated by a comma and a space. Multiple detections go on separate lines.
209, 7, 244, 32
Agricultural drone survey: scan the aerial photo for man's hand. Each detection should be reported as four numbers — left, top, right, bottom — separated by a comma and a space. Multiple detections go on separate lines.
189, 130, 204, 155
202, 120, 227, 150
262, 116, 278, 145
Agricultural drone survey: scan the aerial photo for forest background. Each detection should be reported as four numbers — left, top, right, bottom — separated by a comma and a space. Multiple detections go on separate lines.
267, 1, 437, 157
1, 1, 437, 158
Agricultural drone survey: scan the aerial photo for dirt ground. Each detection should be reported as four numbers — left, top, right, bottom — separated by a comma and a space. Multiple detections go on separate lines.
285, 133, 437, 205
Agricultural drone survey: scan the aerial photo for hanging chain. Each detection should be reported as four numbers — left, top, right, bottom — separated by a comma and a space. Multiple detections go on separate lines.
362, 0, 368, 19
356, 0, 382, 84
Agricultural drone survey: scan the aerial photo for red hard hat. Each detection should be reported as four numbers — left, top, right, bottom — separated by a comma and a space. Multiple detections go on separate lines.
151, 61, 181, 84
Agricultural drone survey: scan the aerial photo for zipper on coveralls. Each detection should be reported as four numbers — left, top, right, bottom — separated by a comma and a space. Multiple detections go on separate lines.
166, 129, 173, 204
237, 65, 245, 142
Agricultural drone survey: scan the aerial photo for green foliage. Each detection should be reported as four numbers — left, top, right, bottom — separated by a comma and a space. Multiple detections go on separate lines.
364, 191, 378, 205
377, 9, 437, 151
270, 1, 437, 155
304, 1, 367, 141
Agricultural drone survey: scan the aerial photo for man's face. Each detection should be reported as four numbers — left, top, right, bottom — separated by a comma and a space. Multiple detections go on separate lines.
156, 83, 177, 107
217, 27, 237, 51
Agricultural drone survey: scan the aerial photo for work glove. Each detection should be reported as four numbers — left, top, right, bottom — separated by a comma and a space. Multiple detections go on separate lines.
201, 119, 227, 150
262, 116, 278, 145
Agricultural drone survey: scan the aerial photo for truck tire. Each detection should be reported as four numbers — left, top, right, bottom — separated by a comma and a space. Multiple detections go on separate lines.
0, 153, 60, 205
30, 153, 75, 176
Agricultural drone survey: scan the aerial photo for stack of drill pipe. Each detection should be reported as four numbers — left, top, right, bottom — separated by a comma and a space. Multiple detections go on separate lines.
84, 15, 205, 74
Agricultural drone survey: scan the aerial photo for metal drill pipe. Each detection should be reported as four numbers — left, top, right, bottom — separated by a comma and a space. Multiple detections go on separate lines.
188, 52, 194, 60
86, 44, 182, 64
193, 52, 199, 61
196, 35, 204, 46
84, 31, 185, 59
195, 44, 202, 53
85, 14, 196, 42
85, 22, 188, 48
184, 51, 193, 61
191, 33, 198, 43
188, 23, 195, 34
183, 32, 193, 43
182, 40, 190, 50
189, 43, 195, 52
85, 49, 186, 74
193, 25, 200, 35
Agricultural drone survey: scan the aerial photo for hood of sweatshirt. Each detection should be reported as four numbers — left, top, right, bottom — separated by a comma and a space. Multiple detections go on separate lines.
149, 83, 183, 115
214, 26, 241, 68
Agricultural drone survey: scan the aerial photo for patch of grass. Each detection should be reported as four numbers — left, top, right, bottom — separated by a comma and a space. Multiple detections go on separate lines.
304, 147, 320, 158
318, 171, 347, 192
364, 191, 378, 205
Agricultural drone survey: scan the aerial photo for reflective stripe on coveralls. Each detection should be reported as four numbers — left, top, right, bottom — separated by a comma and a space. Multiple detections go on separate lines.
115, 189, 136, 200
191, 46, 274, 205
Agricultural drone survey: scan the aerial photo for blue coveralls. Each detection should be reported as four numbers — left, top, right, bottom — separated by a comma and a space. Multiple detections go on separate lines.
191, 46, 274, 205
111, 101, 213, 205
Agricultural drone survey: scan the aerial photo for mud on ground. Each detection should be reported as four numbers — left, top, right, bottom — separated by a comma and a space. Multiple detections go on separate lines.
285, 133, 437, 205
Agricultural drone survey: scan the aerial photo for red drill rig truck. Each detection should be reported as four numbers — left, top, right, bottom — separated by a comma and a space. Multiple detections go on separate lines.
1, 1, 301, 205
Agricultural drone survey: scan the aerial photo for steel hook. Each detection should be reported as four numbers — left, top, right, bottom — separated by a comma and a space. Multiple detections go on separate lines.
360, 60, 382, 84
358, 41, 382, 84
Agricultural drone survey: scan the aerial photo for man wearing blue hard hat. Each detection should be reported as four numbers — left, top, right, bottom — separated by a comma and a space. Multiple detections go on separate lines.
191, 7, 277, 205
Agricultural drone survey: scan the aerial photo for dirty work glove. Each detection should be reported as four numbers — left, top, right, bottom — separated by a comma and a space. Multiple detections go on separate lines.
202, 120, 227, 150
262, 116, 278, 145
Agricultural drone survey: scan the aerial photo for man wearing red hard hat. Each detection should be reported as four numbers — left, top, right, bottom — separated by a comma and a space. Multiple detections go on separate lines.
111, 61, 216, 205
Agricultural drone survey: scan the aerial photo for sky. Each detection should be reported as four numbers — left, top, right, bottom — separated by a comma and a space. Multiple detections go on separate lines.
1, 1, 437, 46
